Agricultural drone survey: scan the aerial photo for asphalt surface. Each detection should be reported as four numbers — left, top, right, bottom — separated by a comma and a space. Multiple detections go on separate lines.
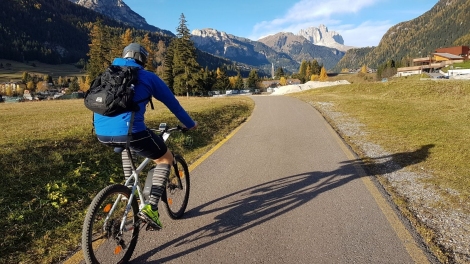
73, 95, 435, 263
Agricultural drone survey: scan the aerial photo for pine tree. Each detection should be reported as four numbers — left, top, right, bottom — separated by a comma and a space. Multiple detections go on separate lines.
163, 40, 175, 91
247, 69, 259, 89
311, 60, 321, 75
274, 67, 285, 79
168, 13, 201, 96
299, 60, 308, 83
212, 67, 230, 90
234, 71, 244, 89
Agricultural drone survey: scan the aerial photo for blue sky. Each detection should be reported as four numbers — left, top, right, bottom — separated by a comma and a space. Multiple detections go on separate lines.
123, 0, 438, 48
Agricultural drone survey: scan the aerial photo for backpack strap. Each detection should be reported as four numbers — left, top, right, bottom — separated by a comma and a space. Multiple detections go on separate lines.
126, 111, 136, 150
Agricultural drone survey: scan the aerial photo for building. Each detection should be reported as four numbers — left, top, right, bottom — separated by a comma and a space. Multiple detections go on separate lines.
0, 82, 26, 96
396, 46, 468, 77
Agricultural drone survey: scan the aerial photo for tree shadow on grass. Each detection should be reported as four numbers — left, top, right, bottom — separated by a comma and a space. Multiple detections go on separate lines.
362, 144, 435, 175
131, 144, 434, 263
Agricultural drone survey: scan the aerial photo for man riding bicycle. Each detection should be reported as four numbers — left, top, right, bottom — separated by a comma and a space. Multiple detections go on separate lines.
93, 43, 197, 229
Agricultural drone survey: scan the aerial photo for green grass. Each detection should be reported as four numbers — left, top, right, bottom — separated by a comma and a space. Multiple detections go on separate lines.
292, 77, 470, 202
290, 76, 470, 262
0, 97, 254, 264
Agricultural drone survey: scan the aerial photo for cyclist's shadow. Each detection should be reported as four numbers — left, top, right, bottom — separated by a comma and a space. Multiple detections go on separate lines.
132, 144, 434, 263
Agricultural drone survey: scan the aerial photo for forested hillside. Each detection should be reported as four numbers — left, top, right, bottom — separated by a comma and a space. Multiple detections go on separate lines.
334, 0, 470, 71
0, 0, 233, 73
0, 0, 130, 63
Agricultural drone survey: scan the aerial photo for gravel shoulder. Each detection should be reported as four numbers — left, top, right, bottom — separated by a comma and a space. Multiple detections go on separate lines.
308, 100, 470, 264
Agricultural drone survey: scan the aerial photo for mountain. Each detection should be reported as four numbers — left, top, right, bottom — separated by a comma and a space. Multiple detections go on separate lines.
191, 28, 300, 74
68, 0, 174, 36
257, 32, 345, 70
192, 28, 345, 73
334, 0, 470, 71
298, 24, 354, 52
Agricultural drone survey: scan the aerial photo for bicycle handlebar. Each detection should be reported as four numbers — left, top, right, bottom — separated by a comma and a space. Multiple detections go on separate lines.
150, 124, 188, 134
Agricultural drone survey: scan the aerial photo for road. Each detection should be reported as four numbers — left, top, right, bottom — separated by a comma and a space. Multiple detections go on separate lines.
70, 95, 436, 263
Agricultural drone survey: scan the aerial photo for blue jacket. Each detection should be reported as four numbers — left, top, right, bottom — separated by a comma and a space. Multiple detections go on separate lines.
93, 58, 196, 136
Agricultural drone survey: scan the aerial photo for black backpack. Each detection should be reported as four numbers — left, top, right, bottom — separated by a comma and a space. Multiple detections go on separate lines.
84, 65, 151, 116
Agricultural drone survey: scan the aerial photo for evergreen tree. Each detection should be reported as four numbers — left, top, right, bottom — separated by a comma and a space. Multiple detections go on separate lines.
163, 40, 175, 91
234, 71, 244, 89
212, 67, 230, 90
274, 67, 285, 79
311, 60, 321, 75
298, 60, 308, 83
247, 69, 260, 89
170, 13, 201, 96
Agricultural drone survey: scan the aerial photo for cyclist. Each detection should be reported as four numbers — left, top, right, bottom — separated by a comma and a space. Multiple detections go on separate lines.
93, 43, 197, 229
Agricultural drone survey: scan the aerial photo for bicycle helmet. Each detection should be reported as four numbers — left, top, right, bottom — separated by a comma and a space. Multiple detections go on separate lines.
122, 43, 148, 66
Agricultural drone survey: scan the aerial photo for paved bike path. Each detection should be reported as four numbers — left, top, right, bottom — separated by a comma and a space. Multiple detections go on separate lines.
130, 95, 433, 263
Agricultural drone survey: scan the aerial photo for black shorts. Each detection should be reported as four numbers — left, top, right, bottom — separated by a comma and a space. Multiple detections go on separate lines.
97, 129, 168, 160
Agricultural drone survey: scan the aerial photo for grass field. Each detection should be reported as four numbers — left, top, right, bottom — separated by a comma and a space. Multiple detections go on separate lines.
292, 76, 470, 202
0, 96, 254, 263
290, 75, 470, 262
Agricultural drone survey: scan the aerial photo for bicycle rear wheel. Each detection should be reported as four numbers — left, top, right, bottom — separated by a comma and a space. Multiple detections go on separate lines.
163, 154, 190, 219
82, 184, 140, 264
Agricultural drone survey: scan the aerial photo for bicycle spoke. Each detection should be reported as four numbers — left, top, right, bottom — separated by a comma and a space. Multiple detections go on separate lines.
82, 184, 140, 264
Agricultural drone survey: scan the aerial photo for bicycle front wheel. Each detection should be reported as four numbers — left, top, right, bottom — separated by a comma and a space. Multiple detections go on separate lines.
163, 154, 190, 219
82, 184, 140, 264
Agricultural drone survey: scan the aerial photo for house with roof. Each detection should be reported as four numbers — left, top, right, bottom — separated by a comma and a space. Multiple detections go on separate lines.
396, 46, 468, 77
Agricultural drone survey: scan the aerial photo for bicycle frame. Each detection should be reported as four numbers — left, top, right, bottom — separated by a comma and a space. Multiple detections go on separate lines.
102, 156, 151, 234
102, 126, 182, 234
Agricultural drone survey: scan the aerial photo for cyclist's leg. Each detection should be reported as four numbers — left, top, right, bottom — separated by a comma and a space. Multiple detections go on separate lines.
121, 149, 136, 184
130, 129, 173, 227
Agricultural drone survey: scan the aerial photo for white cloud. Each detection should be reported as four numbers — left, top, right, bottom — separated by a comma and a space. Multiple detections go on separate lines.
249, 0, 390, 47
337, 21, 393, 47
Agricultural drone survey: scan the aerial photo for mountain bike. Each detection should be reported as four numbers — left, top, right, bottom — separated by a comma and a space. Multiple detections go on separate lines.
81, 123, 191, 264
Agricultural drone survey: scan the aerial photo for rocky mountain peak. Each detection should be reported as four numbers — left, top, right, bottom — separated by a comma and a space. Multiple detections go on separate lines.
192, 28, 232, 44
298, 24, 344, 45
297, 24, 354, 52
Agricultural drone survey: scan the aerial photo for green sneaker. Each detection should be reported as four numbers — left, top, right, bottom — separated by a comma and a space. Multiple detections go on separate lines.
139, 204, 163, 229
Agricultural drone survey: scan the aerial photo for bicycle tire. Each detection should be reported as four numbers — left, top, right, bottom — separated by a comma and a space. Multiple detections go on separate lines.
163, 154, 190, 219
82, 184, 140, 264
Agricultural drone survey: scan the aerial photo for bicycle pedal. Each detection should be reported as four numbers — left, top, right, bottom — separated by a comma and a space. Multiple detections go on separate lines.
145, 224, 161, 231
137, 212, 162, 231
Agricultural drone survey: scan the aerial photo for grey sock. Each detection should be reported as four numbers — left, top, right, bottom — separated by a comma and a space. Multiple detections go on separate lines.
149, 163, 171, 210
122, 149, 135, 184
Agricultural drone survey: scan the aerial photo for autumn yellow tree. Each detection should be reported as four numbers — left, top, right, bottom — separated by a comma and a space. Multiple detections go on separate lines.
306, 64, 312, 82
27, 81, 35, 91
36, 81, 48, 92
319, 67, 328, 81
311, 74, 319, 81
229, 76, 237, 88
122, 28, 133, 46
361, 65, 368, 74
279, 76, 287, 86
141, 33, 155, 71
